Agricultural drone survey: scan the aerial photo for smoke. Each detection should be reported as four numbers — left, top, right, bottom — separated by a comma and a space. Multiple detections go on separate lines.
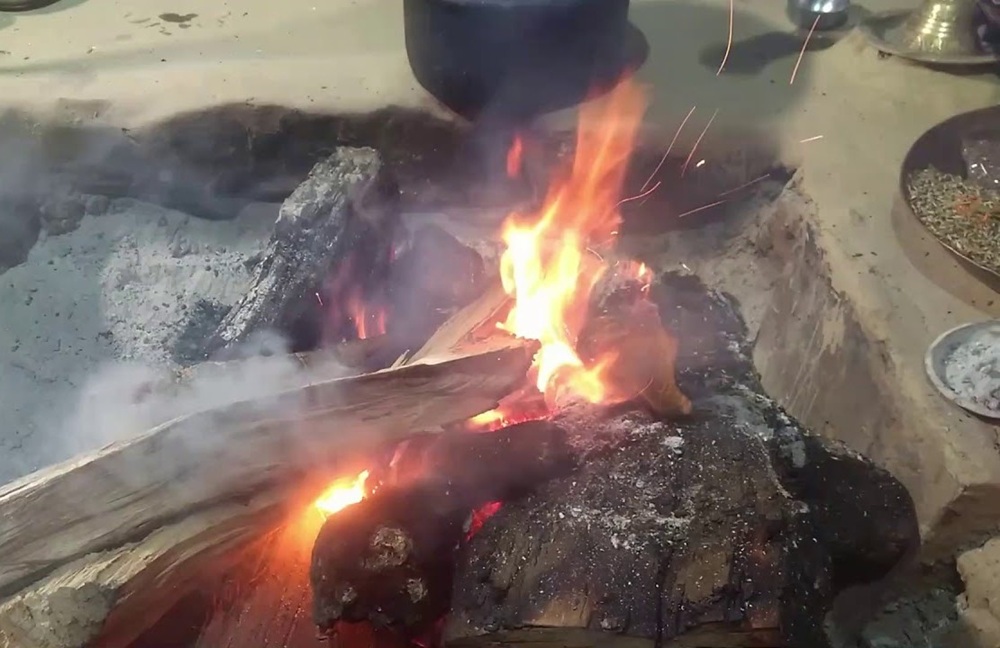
9, 328, 361, 513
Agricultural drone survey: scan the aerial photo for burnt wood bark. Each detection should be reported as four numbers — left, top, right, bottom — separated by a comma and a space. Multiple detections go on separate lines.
310, 421, 573, 637
200, 146, 400, 360
443, 274, 918, 648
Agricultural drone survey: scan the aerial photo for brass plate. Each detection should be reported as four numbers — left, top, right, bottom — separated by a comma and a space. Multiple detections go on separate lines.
900, 105, 1000, 294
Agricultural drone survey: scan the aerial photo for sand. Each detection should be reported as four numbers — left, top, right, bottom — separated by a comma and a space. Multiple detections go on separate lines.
0, 198, 276, 484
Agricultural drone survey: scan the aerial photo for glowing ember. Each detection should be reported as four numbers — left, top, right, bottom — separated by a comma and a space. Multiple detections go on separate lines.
498, 78, 650, 408
314, 470, 370, 518
467, 501, 502, 539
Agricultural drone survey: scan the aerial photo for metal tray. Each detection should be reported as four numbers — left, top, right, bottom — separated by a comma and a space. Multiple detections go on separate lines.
859, 9, 1000, 66
925, 320, 1000, 420
899, 105, 1000, 294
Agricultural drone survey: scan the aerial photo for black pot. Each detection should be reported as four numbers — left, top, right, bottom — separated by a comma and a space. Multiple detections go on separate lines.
404, 0, 633, 121
0, 0, 61, 11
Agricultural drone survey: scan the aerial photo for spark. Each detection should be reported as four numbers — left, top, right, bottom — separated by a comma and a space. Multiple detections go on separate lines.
681, 109, 718, 177
695, 159, 706, 168
719, 173, 771, 197
789, 15, 820, 85
315, 292, 323, 306
676, 199, 727, 219
640, 106, 697, 192
617, 181, 661, 209
799, 135, 824, 143
717, 0, 734, 76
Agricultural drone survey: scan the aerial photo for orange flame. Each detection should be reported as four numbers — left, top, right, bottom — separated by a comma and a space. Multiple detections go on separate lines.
498, 79, 649, 407
506, 135, 524, 178
346, 293, 387, 340
314, 470, 369, 518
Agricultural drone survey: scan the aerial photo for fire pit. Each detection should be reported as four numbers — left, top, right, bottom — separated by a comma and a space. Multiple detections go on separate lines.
0, 79, 916, 648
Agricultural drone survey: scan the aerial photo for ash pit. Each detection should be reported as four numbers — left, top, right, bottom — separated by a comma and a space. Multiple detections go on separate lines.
0, 89, 912, 648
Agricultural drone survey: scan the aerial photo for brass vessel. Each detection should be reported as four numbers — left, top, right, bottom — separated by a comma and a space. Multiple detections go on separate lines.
898, 0, 979, 55
859, 0, 998, 65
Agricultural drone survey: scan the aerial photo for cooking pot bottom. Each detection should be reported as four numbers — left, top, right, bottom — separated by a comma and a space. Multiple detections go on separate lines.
408, 22, 649, 122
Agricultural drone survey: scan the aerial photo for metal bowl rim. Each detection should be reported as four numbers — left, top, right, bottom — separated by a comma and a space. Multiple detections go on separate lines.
925, 319, 1000, 420
898, 105, 1000, 293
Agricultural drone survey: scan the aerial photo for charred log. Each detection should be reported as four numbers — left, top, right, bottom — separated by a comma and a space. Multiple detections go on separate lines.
200, 146, 400, 360
388, 223, 488, 332
310, 421, 574, 637
442, 276, 918, 648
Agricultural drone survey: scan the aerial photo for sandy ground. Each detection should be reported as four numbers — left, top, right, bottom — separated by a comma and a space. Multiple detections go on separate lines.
0, 199, 274, 483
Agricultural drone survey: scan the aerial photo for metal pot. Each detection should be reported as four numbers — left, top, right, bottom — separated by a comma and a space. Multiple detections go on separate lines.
403, 0, 632, 121
0, 0, 61, 11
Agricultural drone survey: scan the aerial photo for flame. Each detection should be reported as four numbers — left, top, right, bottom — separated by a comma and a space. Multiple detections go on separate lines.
498, 79, 649, 407
346, 293, 387, 340
314, 470, 370, 518
507, 135, 524, 178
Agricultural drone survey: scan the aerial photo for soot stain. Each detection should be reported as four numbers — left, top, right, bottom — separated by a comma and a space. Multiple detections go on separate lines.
159, 12, 197, 24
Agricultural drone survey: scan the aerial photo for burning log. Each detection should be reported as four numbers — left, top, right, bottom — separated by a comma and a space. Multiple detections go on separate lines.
310, 421, 574, 637
579, 296, 692, 417
200, 146, 400, 360
443, 278, 918, 648
445, 410, 916, 648
0, 337, 533, 648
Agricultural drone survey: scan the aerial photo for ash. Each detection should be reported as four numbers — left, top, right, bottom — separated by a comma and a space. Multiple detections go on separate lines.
0, 197, 274, 483
942, 327, 1000, 412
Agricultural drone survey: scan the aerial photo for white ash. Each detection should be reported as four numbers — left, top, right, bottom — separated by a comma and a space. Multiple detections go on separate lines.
942, 327, 1000, 412
560, 504, 691, 551
662, 435, 685, 455
0, 198, 275, 484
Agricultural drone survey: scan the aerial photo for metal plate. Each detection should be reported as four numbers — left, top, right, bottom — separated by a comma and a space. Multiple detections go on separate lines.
926, 320, 1000, 420
899, 105, 1000, 294
859, 9, 1000, 65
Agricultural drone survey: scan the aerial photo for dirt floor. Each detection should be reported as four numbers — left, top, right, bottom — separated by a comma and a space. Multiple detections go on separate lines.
1, 0, 1000, 645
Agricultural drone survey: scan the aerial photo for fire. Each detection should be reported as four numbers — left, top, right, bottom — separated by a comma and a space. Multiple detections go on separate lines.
498, 79, 649, 407
346, 293, 386, 340
507, 135, 524, 178
314, 470, 370, 518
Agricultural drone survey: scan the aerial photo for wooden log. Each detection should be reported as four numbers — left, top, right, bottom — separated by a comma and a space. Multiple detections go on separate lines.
310, 421, 574, 637
200, 146, 400, 360
444, 409, 916, 648
443, 276, 918, 648
0, 337, 533, 648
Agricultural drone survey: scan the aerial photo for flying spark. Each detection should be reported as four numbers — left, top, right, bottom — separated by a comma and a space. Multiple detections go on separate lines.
717, 0, 734, 76
676, 199, 727, 219
789, 15, 820, 85
681, 109, 718, 177
640, 106, 697, 192
617, 181, 662, 208
799, 135, 824, 143
719, 173, 771, 197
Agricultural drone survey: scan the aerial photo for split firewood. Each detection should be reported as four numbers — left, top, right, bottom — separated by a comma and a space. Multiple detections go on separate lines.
200, 146, 400, 360
0, 340, 533, 648
310, 421, 574, 637
403, 279, 513, 366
